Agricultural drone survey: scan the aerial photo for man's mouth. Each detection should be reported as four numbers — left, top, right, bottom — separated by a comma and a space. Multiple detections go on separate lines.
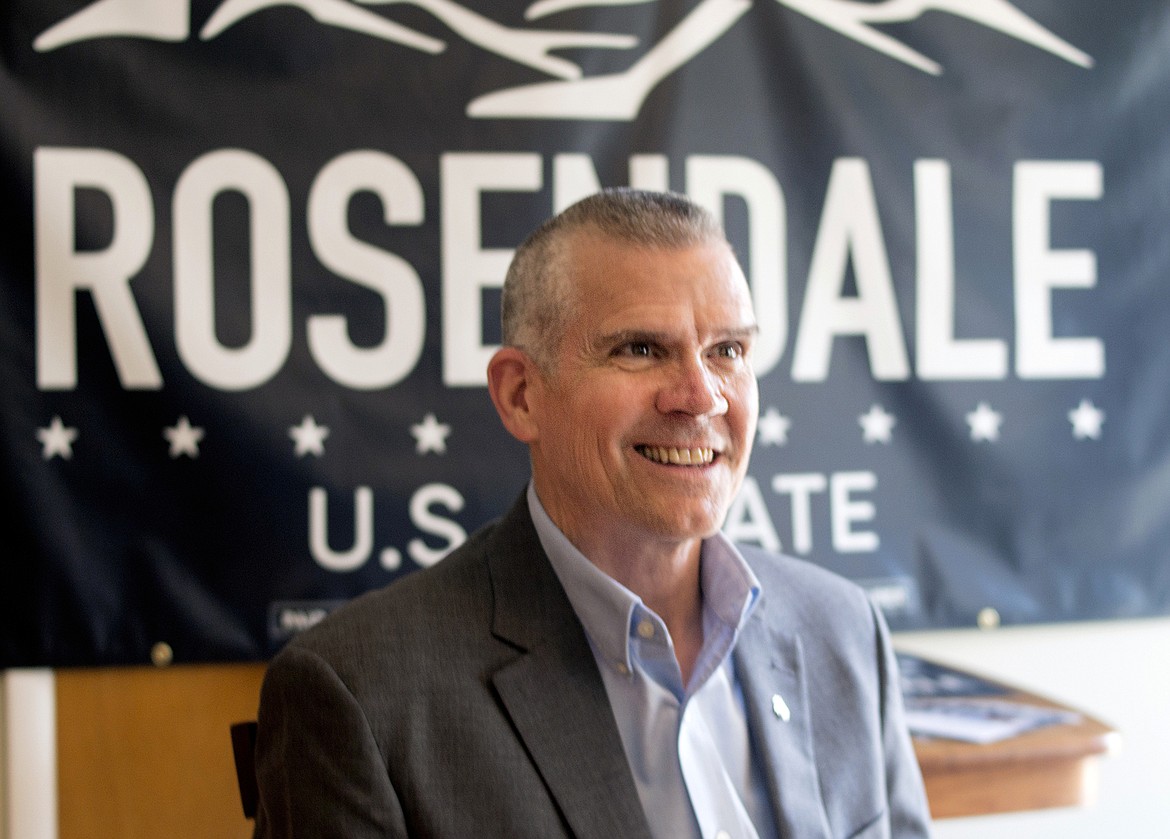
635, 445, 716, 466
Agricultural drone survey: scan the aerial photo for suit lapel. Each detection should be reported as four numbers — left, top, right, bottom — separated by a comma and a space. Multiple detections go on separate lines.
486, 497, 652, 839
735, 611, 832, 839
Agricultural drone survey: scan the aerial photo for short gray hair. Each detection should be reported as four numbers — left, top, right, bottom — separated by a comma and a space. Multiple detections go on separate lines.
501, 188, 726, 370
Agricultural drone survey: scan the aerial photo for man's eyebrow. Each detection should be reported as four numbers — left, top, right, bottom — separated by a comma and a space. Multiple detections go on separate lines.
593, 325, 760, 348
705, 325, 760, 346
596, 329, 670, 347
722, 325, 761, 341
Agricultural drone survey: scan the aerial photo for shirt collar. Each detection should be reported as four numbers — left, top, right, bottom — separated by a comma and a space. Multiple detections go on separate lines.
527, 482, 762, 677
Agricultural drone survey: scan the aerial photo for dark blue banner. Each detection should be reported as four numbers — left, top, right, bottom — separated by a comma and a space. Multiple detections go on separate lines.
3, 0, 1168, 666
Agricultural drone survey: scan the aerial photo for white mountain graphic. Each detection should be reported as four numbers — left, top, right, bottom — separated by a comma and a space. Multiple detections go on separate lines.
35, 0, 1093, 121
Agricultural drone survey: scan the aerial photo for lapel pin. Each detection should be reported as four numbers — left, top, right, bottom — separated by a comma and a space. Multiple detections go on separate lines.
771, 693, 791, 722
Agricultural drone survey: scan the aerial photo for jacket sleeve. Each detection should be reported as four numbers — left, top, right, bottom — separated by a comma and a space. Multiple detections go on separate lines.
871, 601, 934, 838
252, 644, 409, 838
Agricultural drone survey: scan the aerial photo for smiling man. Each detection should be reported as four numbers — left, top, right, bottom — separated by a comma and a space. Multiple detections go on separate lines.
252, 189, 933, 839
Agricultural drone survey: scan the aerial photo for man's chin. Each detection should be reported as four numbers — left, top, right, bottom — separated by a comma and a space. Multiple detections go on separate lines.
639, 505, 728, 543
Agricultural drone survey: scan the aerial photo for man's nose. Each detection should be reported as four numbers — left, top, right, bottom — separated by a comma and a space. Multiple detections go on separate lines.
656, 355, 729, 417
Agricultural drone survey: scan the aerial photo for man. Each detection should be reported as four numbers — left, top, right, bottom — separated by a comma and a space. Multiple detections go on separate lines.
252, 189, 933, 838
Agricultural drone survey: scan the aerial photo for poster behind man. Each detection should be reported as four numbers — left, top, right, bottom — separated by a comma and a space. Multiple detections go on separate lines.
3, 0, 1168, 666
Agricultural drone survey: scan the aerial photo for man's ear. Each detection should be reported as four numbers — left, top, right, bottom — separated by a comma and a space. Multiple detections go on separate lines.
487, 347, 541, 444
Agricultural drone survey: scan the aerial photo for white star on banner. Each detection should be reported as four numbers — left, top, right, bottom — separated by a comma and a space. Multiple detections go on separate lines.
37, 416, 78, 460
411, 413, 451, 455
966, 401, 1003, 442
163, 416, 204, 459
756, 407, 791, 446
859, 404, 896, 444
289, 415, 329, 457
1068, 399, 1105, 440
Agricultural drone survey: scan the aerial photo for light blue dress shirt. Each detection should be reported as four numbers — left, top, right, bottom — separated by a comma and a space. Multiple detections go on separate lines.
527, 484, 778, 839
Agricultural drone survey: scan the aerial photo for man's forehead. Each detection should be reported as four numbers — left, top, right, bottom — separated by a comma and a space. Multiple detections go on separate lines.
588, 298, 758, 340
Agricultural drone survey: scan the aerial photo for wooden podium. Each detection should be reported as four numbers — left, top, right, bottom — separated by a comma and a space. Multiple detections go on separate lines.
906, 660, 1120, 819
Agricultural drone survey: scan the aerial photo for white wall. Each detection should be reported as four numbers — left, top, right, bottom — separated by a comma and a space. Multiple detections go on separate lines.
1, 670, 56, 839
895, 617, 1170, 839
0, 674, 5, 839
2, 620, 1168, 838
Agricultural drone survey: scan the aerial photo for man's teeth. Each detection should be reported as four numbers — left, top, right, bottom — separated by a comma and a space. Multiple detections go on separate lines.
637, 446, 715, 465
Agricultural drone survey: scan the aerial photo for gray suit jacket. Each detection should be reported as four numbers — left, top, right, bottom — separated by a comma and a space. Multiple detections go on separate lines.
253, 495, 932, 838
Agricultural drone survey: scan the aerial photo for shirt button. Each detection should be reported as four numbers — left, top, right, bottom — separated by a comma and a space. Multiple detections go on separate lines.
636, 619, 656, 639
616, 662, 630, 676
715, 831, 732, 839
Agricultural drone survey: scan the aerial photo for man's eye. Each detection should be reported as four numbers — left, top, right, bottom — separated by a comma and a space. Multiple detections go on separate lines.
714, 343, 741, 360
621, 342, 652, 357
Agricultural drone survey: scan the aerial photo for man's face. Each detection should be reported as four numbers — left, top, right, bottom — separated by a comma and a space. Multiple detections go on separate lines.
526, 231, 759, 556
